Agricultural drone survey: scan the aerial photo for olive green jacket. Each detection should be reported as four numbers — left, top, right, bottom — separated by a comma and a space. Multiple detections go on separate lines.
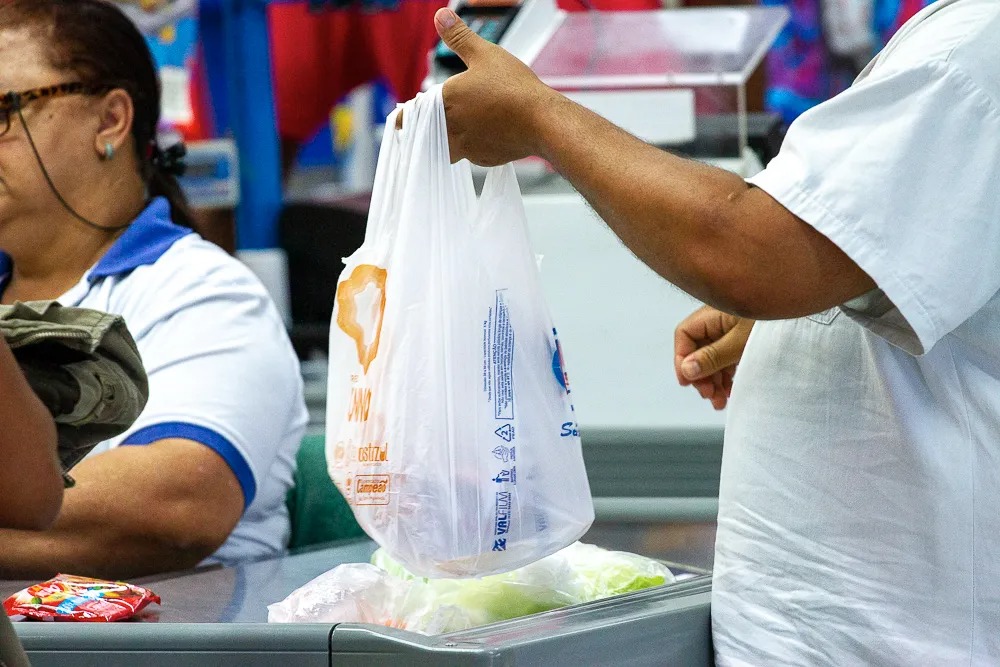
1, 301, 148, 486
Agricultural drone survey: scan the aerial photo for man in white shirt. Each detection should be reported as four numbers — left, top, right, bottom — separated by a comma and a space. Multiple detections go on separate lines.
427, 0, 1000, 662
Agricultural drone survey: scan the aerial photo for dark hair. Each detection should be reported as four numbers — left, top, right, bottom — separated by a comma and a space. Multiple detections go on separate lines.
0, 0, 195, 228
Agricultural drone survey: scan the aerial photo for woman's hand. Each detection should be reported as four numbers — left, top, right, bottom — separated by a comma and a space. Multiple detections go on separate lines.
674, 306, 754, 411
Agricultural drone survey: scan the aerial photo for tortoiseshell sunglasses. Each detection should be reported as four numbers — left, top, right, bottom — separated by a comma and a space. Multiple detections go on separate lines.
0, 82, 112, 136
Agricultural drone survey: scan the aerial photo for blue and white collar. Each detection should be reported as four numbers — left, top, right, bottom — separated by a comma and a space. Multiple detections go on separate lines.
0, 197, 193, 290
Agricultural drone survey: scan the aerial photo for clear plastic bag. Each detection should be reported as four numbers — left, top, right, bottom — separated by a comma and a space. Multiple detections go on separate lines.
325, 85, 593, 578
267, 542, 675, 635
265, 563, 473, 634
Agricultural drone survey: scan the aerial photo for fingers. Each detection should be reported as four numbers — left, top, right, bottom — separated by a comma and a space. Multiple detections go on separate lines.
673, 306, 752, 410
673, 306, 716, 386
435, 9, 489, 66
681, 334, 742, 382
674, 306, 733, 384
689, 373, 729, 411
691, 377, 716, 402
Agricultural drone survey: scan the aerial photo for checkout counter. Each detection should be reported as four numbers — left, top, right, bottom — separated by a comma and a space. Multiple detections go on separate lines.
3, 539, 711, 666
1, 5, 790, 664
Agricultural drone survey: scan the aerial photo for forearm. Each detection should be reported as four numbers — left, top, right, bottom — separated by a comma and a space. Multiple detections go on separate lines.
0, 491, 212, 581
529, 95, 868, 318
0, 519, 194, 581
0, 339, 62, 530
531, 95, 767, 313
0, 443, 242, 580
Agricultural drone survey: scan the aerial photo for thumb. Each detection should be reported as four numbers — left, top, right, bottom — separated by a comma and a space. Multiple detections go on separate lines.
435, 8, 487, 65
681, 338, 741, 381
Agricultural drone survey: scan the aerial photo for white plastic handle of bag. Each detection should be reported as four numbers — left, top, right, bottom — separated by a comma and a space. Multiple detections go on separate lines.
376, 86, 521, 234
479, 163, 520, 207
364, 96, 423, 245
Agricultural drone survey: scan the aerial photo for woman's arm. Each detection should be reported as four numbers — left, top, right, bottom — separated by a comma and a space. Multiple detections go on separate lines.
0, 338, 63, 530
0, 439, 244, 580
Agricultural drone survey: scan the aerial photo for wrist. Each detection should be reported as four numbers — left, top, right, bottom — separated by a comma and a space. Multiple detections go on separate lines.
523, 84, 563, 162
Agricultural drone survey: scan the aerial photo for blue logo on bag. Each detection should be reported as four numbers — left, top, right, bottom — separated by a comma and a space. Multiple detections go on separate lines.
552, 328, 571, 393
495, 491, 511, 536
492, 538, 507, 552
493, 467, 516, 484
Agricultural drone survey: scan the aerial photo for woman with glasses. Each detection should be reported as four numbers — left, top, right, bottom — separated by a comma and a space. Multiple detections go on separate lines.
0, 0, 307, 580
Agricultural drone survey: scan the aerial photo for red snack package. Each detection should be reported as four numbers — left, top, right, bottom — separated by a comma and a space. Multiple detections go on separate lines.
3, 574, 160, 622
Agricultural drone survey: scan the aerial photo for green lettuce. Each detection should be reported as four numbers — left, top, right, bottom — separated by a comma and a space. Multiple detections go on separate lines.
370, 542, 674, 630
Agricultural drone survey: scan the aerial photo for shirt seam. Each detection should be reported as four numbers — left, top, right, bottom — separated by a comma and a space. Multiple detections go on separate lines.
754, 174, 941, 351
929, 59, 1000, 123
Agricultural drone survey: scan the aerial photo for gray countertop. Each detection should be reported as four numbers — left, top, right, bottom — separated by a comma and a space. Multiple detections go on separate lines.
2, 539, 715, 667
0, 539, 378, 623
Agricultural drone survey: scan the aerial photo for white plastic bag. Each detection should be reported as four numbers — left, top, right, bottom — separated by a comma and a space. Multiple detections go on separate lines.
265, 563, 474, 634
325, 84, 593, 578
267, 543, 675, 635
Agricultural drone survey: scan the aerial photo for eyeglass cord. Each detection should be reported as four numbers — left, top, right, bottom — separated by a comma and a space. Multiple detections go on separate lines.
17, 106, 132, 233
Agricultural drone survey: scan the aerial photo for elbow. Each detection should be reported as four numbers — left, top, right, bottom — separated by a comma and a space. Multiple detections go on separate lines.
705, 280, 774, 321
678, 217, 768, 320
698, 269, 786, 321
158, 502, 237, 569
90, 514, 230, 580
169, 535, 227, 569
681, 202, 795, 321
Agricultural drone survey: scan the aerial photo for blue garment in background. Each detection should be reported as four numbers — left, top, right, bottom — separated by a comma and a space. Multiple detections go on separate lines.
762, 0, 937, 125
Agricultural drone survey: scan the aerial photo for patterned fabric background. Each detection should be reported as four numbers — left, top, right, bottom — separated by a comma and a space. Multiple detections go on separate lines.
763, 0, 936, 124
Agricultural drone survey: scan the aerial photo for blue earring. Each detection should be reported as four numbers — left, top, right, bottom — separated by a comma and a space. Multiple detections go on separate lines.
104, 142, 114, 160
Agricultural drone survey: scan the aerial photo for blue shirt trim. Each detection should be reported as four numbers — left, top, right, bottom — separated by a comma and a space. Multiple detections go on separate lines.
88, 197, 192, 281
0, 253, 10, 290
122, 422, 257, 510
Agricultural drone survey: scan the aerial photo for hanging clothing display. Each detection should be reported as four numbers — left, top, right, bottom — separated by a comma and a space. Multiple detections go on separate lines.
762, 0, 936, 124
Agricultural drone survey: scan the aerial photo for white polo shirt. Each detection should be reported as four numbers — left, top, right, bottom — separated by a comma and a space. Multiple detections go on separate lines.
714, 1, 1000, 664
0, 198, 308, 565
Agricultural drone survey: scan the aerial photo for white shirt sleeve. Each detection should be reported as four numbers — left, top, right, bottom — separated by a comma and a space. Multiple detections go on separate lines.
748, 58, 1000, 355
112, 253, 305, 510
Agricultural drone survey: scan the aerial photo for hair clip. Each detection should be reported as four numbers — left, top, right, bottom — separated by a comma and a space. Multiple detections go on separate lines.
150, 141, 187, 177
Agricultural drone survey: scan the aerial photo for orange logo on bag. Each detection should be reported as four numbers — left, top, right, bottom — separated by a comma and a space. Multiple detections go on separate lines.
347, 387, 372, 422
358, 441, 388, 463
336, 265, 387, 374
354, 474, 390, 505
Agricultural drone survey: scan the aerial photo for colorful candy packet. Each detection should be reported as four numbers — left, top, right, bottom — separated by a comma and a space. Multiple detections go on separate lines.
4, 574, 160, 622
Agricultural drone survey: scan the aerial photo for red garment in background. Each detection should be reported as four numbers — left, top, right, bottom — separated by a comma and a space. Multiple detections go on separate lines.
268, 0, 660, 143
269, 1, 445, 143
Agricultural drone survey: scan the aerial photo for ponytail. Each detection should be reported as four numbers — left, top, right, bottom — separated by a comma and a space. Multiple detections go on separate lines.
148, 168, 196, 230
145, 141, 194, 228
